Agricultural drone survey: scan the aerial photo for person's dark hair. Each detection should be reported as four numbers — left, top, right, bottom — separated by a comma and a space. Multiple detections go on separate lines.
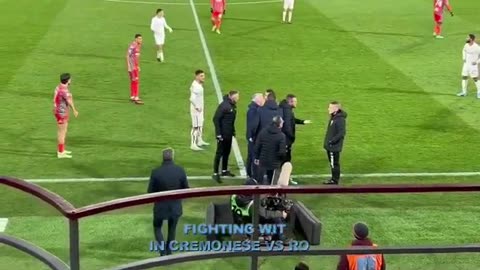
162, 148, 174, 161
469, 34, 476, 41
330, 101, 339, 105
135, 33, 142, 38
286, 94, 296, 100
294, 262, 309, 270
229, 90, 239, 96
272, 116, 283, 127
266, 89, 276, 100
60, 73, 71, 84
195, 69, 204, 76
156, 8, 163, 14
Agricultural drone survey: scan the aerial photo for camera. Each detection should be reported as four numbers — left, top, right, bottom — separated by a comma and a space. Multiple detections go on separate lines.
261, 195, 294, 211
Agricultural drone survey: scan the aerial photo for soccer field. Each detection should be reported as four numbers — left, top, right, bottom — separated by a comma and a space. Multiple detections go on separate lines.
1, 0, 480, 269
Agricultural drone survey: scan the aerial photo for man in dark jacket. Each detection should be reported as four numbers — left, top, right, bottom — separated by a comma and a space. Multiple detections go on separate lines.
148, 148, 189, 256
212, 90, 240, 183
258, 90, 283, 130
323, 101, 347, 185
246, 93, 265, 178
279, 94, 311, 162
336, 222, 386, 270
254, 116, 287, 185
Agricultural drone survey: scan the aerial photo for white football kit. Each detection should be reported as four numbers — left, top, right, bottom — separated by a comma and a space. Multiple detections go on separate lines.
284, 0, 295, 9
190, 80, 204, 127
150, 16, 171, 45
462, 42, 480, 78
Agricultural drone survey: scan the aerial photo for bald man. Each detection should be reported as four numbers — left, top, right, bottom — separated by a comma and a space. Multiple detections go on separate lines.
246, 93, 265, 178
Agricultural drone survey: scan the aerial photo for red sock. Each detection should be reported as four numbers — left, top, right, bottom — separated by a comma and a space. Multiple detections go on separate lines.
133, 81, 139, 98
216, 18, 222, 29
437, 25, 442, 35
130, 81, 135, 98
58, 144, 64, 153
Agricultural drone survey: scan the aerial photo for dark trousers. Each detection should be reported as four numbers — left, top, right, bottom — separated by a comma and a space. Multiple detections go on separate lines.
326, 151, 341, 182
257, 166, 280, 185
284, 144, 292, 163
154, 216, 180, 256
213, 136, 233, 173
246, 141, 258, 178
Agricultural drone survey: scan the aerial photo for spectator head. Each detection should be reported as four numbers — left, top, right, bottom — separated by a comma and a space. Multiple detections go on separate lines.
252, 93, 265, 106
229, 90, 240, 104
162, 147, 175, 161
294, 262, 309, 270
286, 94, 297, 108
272, 116, 284, 129
265, 89, 276, 100
328, 101, 341, 115
353, 222, 369, 240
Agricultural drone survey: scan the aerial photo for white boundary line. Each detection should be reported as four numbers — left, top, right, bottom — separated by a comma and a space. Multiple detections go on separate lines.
189, 0, 246, 177
0, 218, 9, 232
105, 0, 281, 6
24, 171, 480, 183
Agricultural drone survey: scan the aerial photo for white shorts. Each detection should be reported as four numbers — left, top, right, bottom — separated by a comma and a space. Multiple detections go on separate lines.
154, 34, 165, 45
191, 110, 204, 127
283, 0, 294, 9
462, 63, 479, 78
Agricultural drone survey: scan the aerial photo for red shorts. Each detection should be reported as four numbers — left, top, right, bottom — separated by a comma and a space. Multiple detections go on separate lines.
434, 13, 443, 23
55, 113, 68, 124
129, 69, 139, 82
212, 11, 222, 18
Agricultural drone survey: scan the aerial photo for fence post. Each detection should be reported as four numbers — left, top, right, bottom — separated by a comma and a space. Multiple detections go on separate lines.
250, 194, 261, 270
69, 219, 80, 270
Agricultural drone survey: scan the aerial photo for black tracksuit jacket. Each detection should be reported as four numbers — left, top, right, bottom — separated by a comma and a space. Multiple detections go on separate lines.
213, 95, 237, 137
279, 99, 305, 145
323, 110, 347, 152
254, 124, 287, 169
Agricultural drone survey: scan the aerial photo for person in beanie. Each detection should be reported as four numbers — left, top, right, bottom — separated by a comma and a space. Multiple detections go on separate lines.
336, 222, 386, 270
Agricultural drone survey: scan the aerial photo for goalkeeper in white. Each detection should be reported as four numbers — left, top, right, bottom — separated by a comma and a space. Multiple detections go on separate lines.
150, 8, 173, 62
190, 70, 209, 151
458, 34, 480, 98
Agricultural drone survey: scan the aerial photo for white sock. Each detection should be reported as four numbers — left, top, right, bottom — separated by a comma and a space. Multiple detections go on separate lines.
462, 79, 468, 92
160, 52, 164, 62
157, 51, 161, 58
282, 11, 286, 21
475, 80, 480, 93
198, 127, 203, 142
191, 129, 197, 146
288, 11, 293, 22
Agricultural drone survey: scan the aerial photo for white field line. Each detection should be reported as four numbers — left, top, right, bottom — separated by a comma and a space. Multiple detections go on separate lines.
0, 218, 9, 232
23, 171, 480, 183
105, 0, 281, 5
189, 0, 246, 177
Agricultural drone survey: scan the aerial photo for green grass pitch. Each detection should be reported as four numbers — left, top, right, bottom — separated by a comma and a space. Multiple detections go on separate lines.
1, 0, 480, 269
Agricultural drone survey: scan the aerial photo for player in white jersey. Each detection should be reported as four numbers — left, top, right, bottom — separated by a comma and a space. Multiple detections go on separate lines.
457, 34, 480, 98
190, 70, 210, 151
282, 0, 295, 24
150, 9, 173, 62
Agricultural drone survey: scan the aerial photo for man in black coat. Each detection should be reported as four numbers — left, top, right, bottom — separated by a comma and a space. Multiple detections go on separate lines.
212, 90, 240, 183
246, 93, 265, 178
258, 90, 283, 131
323, 101, 347, 185
279, 94, 311, 163
148, 148, 189, 256
254, 116, 287, 185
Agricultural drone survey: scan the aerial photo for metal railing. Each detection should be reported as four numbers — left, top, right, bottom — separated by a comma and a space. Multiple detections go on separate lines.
1, 176, 480, 270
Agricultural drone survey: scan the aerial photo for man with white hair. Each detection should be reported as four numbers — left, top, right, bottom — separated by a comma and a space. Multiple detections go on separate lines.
246, 93, 265, 178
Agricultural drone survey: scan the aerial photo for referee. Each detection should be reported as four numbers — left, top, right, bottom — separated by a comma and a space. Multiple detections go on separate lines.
323, 101, 347, 185
212, 90, 240, 183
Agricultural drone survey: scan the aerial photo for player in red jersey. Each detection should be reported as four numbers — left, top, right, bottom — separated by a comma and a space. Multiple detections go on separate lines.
53, 73, 78, 159
211, 0, 226, 34
127, 34, 144, 104
433, 0, 454, 39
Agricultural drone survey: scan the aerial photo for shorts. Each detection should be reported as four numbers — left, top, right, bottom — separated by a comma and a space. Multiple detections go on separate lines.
434, 13, 443, 23
55, 113, 68, 124
129, 69, 139, 82
212, 11, 223, 19
462, 63, 479, 78
284, 0, 295, 9
154, 33, 165, 45
191, 109, 204, 127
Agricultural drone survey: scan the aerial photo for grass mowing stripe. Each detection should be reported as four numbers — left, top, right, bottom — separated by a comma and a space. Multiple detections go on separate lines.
189, 0, 246, 177
105, 0, 281, 6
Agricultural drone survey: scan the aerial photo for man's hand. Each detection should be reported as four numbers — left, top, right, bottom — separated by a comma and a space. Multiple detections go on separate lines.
282, 211, 287, 219
73, 110, 79, 118
196, 107, 202, 112
223, 9, 226, 15
216, 135, 223, 141
304, 120, 312, 124
248, 138, 253, 143
168, 28, 173, 33
138, 67, 141, 72
254, 159, 259, 165
210, 8, 213, 13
